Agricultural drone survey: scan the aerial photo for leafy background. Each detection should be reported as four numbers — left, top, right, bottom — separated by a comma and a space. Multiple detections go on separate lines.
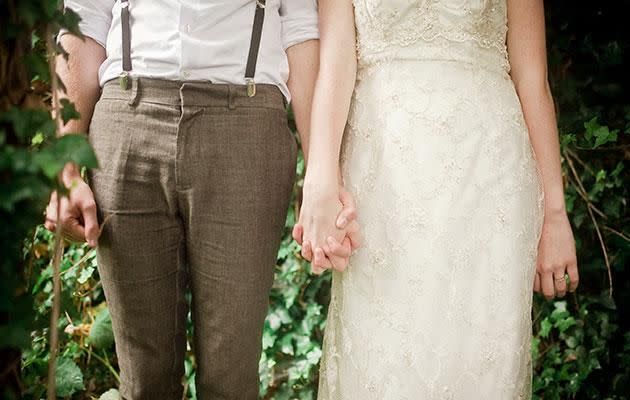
1, 0, 628, 399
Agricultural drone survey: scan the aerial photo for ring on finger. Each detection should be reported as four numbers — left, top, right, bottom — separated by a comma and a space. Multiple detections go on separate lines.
554, 274, 567, 283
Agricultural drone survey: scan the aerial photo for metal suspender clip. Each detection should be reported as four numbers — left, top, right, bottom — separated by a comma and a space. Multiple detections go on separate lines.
246, 78, 256, 98
119, 71, 130, 90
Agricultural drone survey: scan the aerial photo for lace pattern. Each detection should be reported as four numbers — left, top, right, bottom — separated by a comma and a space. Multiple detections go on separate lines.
318, 1, 545, 399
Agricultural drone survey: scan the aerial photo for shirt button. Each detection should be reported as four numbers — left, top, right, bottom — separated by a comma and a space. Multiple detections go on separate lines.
186, 24, 191, 33
182, 71, 191, 79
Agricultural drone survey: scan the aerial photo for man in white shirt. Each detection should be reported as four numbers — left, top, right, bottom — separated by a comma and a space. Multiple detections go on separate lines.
44, 1, 357, 398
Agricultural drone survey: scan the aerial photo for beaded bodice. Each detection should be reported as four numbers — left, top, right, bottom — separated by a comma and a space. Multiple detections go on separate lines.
353, 0, 510, 72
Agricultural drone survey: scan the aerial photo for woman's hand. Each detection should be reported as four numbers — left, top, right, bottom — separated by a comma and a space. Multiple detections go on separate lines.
533, 209, 579, 299
298, 177, 347, 273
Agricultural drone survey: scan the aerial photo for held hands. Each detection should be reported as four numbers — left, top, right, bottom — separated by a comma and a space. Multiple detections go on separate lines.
44, 163, 100, 248
293, 185, 361, 274
533, 209, 579, 299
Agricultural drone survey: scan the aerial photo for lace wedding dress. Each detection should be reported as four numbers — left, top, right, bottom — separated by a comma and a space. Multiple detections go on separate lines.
318, 1, 545, 399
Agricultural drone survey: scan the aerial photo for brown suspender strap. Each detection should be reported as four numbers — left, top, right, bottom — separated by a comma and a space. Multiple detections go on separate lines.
119, 0, 131, 89
245, 0, 266, 97
119, 0, 266, 95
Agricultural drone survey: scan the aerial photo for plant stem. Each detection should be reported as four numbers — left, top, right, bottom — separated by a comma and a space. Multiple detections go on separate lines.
46, 24, 64, 400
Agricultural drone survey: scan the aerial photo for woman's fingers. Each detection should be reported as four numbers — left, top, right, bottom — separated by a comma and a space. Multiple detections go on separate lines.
540, 271, 555, 300
326, 236, 352, 258
345, 220, 362, 250
533, 272, 541, 293
567, 262, 579, 292
553, 269, 568, 298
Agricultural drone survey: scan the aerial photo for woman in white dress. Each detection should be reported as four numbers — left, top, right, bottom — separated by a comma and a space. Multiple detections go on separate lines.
295, 0, 579, 398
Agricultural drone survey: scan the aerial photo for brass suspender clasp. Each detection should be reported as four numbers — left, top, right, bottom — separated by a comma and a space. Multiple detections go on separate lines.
256, 0, 266, 8
246, 78, 256, 98
119, 71, 130, 90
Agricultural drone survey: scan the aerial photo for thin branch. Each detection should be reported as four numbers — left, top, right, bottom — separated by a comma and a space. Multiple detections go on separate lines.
79, 347, 120, 383
46, 25, 64, 400
564, 151, 613, 297
564, 148, 596, 179
603, 226, 630, 242
563, 150, 607, 220
565, 174, 607, 220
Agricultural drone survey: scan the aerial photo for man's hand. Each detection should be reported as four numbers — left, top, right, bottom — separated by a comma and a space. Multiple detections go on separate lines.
44, 164, 100, 248
293, 186, 361, 273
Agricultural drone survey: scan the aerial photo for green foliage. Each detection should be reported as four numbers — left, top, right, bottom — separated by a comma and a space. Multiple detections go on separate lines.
55, 357, 85, 397
89, 308, 114, 350
1, 0, 98, 398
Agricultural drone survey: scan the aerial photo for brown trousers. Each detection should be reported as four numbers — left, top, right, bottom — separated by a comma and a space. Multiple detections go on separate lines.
87, 78, 297, 400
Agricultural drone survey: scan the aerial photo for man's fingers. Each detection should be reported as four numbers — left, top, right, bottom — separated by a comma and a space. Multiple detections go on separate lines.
533, 272, 541, 293
44, 221, 56, 232
292, 224, 304, 245
301, 240, 313, 261
62, 219, 87, 243
313, 247, 332, 270
337, 188, 357, 228
44, 192, 59, 227
336, 207, 357, 229
81, 198, 100, 247
58, 196, 86, 243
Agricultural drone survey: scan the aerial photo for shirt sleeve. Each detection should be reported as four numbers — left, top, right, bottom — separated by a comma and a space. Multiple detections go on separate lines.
60, 0, 113, 48
279, 0, 319, 50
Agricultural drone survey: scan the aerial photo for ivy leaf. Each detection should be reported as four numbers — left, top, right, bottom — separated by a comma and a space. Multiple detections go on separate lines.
34, 134, 98, 179
55, 357, 85, 397
89, 307, 114, 350
77, 265, 95, 284
60, 99, 81, 125
59, 8, 84, 38
540, 318, 553, 338
52, 134, 98, 170
99, 389, 121, 400
592, 126, 618, 148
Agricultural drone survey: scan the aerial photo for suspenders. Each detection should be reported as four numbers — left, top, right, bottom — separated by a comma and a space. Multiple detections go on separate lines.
245, 0, 266, 97
118, 0, 131, 89
118, 0, 266, 97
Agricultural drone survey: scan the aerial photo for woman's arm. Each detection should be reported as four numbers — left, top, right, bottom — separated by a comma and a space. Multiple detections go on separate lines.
297, 0, 357, 272
507, 0, 578, 298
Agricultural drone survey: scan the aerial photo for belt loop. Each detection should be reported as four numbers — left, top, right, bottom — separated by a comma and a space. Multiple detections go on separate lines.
228, 85, 236, 110
128, 76, 140, 106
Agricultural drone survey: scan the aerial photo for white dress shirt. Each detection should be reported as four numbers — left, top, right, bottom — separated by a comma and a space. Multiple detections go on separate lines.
62, 0, 319, 101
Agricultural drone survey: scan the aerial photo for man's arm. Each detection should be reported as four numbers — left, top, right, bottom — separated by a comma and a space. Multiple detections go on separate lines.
44, 33, 106, 247
286, 40, 318, 163
57, 34, 106, 183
